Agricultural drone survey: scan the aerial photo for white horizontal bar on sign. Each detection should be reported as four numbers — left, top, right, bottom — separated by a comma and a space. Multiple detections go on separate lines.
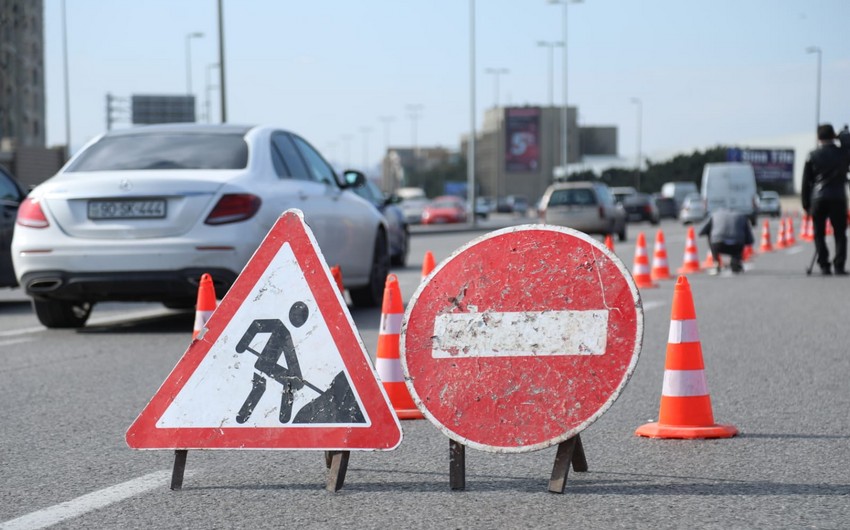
431, 310, 608, 358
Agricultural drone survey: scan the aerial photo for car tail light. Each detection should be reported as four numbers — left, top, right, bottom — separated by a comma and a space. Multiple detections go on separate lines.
17, 197, 50, 228
204, 194, 262, 225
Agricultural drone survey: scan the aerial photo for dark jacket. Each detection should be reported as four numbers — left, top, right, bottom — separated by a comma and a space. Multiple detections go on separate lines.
698, 208, 754, 247
801, 128, 850, 212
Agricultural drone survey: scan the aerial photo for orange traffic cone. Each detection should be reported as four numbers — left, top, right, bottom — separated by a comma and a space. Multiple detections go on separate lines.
632, 232, 657, 289
650, 230, 673, 281
677, 226, 701, 275
421, 250, 436, 280
801, 214, 814, 242
375, 274, 423, 420
330, 265, 345, 294
759, 219, 773, 253
701, 250, 721, 271
742, 245, 753, 262
774, 219, 787, 249
635, 276, 738, 439
784, 217, 796, 246
604, 234, 615, 252
193, 273, 217, 340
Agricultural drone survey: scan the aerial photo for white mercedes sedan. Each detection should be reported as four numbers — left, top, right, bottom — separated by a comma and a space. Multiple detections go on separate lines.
12, 124, 389, 328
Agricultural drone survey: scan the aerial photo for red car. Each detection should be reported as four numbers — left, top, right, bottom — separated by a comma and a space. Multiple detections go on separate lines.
421, 195, 468, 225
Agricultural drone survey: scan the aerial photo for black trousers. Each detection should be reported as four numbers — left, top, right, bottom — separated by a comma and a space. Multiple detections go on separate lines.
811, 198, 848, 270
710, 242, 744, 269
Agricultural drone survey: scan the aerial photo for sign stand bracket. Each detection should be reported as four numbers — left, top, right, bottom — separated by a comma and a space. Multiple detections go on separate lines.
547, 434, 588, 494
170, 450, 188, 490
325, 451, 350, 492
448, 434, 587, 493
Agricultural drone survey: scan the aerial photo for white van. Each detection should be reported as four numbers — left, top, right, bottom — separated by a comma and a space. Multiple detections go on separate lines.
700, 162, 758, 225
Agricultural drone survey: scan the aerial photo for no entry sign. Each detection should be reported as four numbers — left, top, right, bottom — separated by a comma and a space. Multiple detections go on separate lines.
400, 225, 643, 453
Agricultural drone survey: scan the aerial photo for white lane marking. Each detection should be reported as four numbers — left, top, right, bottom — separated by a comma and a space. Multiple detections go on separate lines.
786, 246, 804, 255
432, 310, 609, 358
642, 300, 665, 312
0, 308, 181, 338
0, 337, 34, 348
0, 470, 179, 530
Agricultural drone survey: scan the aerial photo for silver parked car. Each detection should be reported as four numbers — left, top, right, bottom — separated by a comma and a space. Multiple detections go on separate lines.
538, 181, 627, 241
12, 124, 390, 328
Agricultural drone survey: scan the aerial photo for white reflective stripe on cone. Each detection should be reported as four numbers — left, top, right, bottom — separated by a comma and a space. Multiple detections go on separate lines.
376, 357, 404, 383
379, 313, 403, 335
662, 369, 709, 397
193, 310, 213, 329
668, 319, 700, 344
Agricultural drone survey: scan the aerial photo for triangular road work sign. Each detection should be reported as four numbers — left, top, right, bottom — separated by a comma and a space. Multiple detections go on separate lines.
126, 210, 402, 450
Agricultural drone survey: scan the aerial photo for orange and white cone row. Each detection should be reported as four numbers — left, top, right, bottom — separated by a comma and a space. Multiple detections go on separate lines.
193, 273, 217, 340
375, 274, 423, 420
635, 276, 738, 439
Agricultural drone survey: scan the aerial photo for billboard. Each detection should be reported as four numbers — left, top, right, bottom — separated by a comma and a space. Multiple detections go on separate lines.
726, 148, 794, 183
505, 107, 540, 172
132, 95, 196, 125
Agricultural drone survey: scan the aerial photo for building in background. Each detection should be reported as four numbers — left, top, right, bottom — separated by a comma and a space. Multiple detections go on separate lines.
383, 105, 617, 203
0, 0, 66, 188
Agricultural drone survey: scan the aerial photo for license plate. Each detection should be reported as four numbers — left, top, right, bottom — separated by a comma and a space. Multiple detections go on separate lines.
88, 199, 167, 219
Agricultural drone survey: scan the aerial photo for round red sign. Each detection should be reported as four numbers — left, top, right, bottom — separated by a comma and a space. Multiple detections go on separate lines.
400, 225, 642, 453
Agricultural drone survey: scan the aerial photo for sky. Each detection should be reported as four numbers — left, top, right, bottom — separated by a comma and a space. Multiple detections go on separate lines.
42, 0, 850, 176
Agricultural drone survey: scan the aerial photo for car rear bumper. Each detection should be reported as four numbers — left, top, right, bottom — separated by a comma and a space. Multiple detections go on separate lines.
20, 268, 238, 303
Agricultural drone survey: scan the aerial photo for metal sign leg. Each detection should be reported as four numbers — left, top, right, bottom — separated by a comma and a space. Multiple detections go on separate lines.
449, 440, 466, 491
548, 434, 587, 494
325, 451, 350, 492
170, 450, 188, 491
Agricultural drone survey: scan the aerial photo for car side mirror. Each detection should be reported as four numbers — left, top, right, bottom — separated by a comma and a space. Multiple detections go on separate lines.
342, 170, 366, 189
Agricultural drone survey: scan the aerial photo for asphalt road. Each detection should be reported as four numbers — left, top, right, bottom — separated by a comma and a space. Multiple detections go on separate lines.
1, 214, 849, 529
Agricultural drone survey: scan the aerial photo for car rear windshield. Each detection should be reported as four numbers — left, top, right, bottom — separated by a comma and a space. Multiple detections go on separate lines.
548, 188, 597, 206
65, 133, 249, 172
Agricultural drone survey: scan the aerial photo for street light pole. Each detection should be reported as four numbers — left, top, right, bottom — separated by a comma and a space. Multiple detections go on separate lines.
537, 40, 563, 107
185, 32, 204, 95
406, 104, 424, 174
61, 0, 71, 155
468, 0, 477, 227
484, 67, 509, 109
630, 97, 642, 192
217, 0, 227, 122
806, 46, 822, 139
548, 0, 582, 174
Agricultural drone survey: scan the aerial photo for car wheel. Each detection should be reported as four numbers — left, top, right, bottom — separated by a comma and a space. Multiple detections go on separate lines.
32, 298, 92, 328
391, 227, 409, 267
350, 230, 390, 308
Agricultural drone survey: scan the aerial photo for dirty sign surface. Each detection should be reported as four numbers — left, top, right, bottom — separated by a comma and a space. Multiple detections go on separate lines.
401, 225, 642, 453
126, 209, 402, 451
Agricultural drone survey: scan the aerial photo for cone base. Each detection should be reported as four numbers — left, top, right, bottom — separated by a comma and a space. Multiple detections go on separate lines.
635, 421, 738, 439
634, 278, 658, 289
395, 408, 424, 420
651, 272, 673, 281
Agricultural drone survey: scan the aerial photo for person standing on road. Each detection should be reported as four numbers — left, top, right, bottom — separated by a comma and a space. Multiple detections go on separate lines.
801, 124, 850, 276
698, 206, 754, 274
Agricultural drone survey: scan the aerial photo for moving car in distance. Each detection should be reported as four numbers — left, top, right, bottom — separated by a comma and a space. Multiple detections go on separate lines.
12, 124, 390, 328
421, 195, 467, 225
0, 164, 26, 288
351, 178, 409, 266
756, 190, 782, 218
538, 181, 627, 241
611, 187, 659, 225
679, 192, 707, 224
395, 186, 429, 225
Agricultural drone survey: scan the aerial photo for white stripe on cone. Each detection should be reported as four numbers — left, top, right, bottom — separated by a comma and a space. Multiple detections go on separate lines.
668, 319, 700, 344
662, 369, 709, 397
